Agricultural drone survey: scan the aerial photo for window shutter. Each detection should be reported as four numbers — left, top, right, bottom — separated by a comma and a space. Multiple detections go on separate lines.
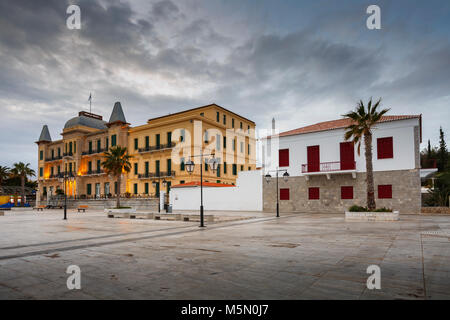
341, 186, 353, 199
378, 185, 392, 199
308, 187, 320, 200
279, 149, 289, 167
280, 188, 290, 200
377, 137, 393, 159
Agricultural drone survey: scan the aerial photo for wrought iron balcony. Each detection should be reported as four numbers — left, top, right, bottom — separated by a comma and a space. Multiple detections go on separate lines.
45, 155, 63, 162
63, 152, 74, 158
138, 142, 176, 153
48, 172, 76, 179
82, 148, 107, 156
84, 169, 105, 176
137, 171, 176, 179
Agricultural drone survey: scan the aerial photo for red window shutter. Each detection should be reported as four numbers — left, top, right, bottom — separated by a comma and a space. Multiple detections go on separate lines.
308, 187, 319, 200
280, 188, 290, 200
341, 186, 353, 199
279, 149, 289, 167
378, 185, 392, 199
377, 137, 393, 159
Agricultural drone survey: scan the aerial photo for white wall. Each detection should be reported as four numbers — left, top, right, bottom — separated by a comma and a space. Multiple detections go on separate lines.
264, 118, 420, 177
170, 170, 263, 211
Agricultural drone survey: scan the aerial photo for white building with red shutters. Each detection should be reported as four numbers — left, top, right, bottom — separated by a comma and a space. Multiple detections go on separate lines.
262, 115, 422, 213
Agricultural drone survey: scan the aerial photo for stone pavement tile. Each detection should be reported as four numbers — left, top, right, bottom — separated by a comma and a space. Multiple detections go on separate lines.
0, 273, 53, 290
76, 274, 150, 299
0, 284, 35, 299
280, 261, 334, 278
425, 281, 450, 296
12, 280, 70, 300
0, 265, 28, 281
359, 289, 395, 300
361, 284, 425, 300
298, 278, 365, 300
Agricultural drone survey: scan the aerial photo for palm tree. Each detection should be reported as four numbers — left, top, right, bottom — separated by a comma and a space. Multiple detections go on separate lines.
343, 98, 390, 211
11, 162, 35, 207
101, 146, 132, 208
0, 165, 10, 193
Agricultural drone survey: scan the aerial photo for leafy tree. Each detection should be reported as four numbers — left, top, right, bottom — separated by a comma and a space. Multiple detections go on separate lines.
343, 98, 390, 211
0, 165, 10, 192
10, 162, 35, 206
437, 127, 449, 172
101, 146, 132, 208
426, 171, 450, 207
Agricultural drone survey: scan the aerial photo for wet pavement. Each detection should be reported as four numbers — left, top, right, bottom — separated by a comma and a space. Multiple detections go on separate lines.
0, 209, 449, 299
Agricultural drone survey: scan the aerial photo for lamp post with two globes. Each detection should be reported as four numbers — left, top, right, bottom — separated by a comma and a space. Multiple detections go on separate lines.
185, 151, 219, 227
265, 168, 289, 218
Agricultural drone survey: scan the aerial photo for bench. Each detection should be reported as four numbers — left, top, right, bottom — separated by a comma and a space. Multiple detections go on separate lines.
33, 205, 46, 211
77, 205, 88, 212
153, 213, 181, 221
130, 213, 153, 219
181, 214, 214, 223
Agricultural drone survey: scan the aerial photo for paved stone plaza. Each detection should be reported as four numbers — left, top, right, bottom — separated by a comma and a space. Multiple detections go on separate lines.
0, 209, 449, 299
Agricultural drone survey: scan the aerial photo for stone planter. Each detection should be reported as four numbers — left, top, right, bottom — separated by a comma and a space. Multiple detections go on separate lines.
104, 208, 136, 214
345, 211, 399, 221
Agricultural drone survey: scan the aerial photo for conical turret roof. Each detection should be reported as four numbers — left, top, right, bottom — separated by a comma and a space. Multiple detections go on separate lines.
108, 102, 127, 124
37, 125, 52, 142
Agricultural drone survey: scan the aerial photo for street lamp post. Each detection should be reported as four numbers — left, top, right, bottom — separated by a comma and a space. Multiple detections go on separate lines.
265, 168, 289, 218
58, 170, 75, 220
153, 177, 167, 213
185, 151, 218, 227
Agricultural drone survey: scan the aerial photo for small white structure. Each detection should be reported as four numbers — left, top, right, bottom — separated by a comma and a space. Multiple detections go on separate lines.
170, 170, 263, 211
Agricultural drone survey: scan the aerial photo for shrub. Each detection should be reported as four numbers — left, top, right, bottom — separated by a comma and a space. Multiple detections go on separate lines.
349, 205, 367, 212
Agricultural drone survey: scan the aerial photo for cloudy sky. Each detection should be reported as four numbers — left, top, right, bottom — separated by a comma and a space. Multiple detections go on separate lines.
0, 0, 449, 171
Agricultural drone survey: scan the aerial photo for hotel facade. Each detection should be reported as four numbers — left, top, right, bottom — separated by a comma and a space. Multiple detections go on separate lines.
36, 103, 256, 201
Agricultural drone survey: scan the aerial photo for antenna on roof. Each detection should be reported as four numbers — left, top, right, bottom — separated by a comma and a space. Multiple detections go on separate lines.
88, 93, 92, 113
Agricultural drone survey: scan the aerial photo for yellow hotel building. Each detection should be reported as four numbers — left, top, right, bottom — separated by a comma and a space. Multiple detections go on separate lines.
36, 102, 256, 200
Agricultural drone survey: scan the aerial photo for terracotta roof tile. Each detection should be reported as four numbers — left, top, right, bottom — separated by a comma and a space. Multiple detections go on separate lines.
278, 115, 421, 137
171, 181, 235, 188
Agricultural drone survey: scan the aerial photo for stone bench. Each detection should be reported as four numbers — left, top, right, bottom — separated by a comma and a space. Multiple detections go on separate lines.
153, 213, 181, 221
107, 212, 131, 219
130, 213, 153, 219
345, 211, 399, 221
181, 214, 214, 223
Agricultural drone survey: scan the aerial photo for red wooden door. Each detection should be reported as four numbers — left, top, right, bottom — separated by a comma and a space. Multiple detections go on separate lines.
307, 145, 320, 172
340, 142, 355, 170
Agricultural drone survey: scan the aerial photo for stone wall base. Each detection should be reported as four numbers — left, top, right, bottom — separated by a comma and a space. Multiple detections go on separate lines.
53, 199, 158, 210
263, 169, 421, 214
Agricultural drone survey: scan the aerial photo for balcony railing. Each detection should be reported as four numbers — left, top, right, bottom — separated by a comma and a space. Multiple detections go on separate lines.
63, 152, 74, 158
138, 142, 176, 153
48, 172, 76, 179
84, 169, 105, 176
45, 155, 63, 162
301, 161, 356, 173
82, 148, 106, 156
137, 171, 176, 179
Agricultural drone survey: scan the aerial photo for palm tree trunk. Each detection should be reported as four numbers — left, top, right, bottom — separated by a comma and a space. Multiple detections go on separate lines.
21, 176, 25, 207
116, 174, 121, 208
364, 133, 376, 210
